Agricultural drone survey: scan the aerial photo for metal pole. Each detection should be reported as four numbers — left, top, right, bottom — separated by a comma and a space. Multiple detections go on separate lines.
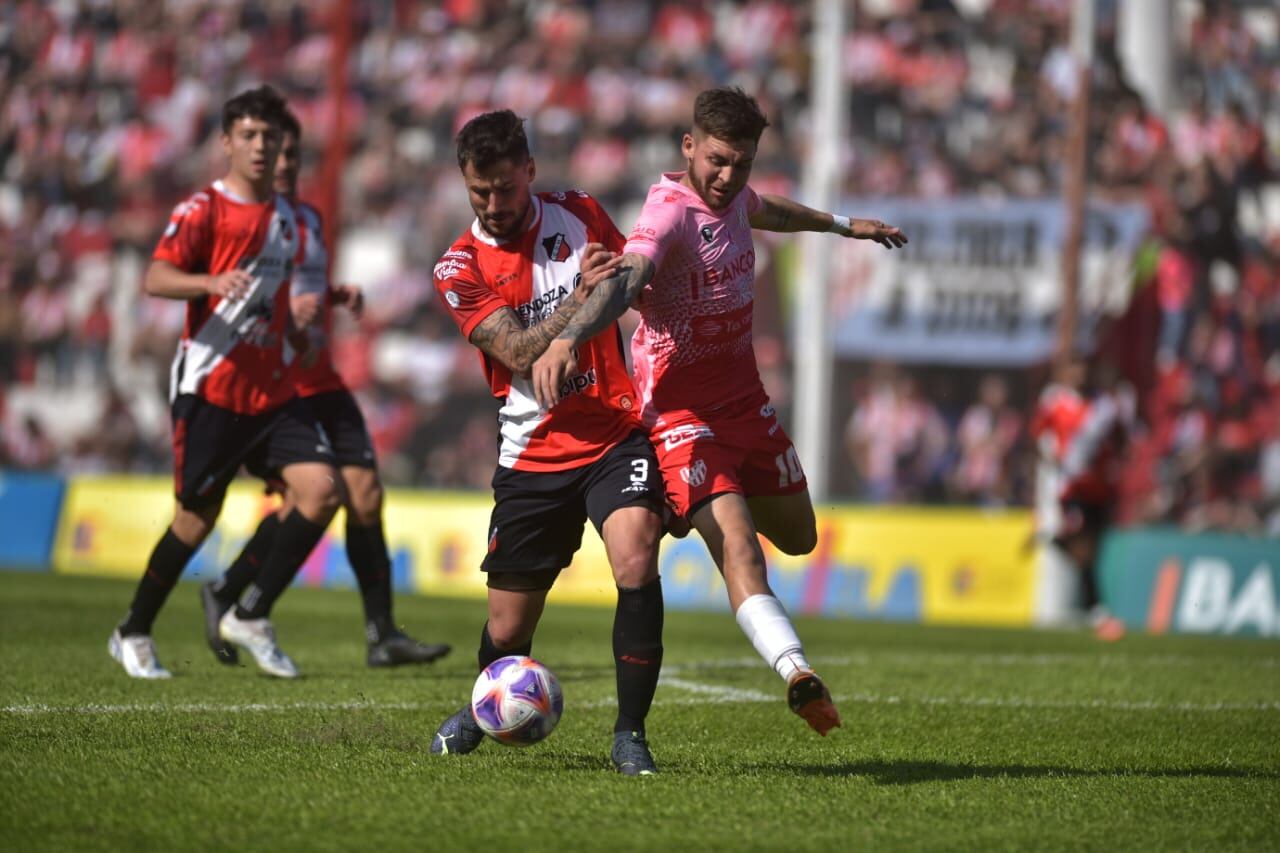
1057, 0, 1095, 372
794, 0, 847, 503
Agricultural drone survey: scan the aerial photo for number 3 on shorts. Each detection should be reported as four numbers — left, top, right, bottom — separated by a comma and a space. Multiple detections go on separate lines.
630, 458, 649, 488
775, 446, 803, 487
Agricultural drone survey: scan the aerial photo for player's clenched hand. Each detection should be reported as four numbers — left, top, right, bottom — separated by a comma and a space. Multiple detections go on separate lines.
332, 283, 365, 319
206, 269, 253, 301
290, 292, 323, 329
532, 339, 577, 410
576, 243, 623, 300
846, 219, 908, 249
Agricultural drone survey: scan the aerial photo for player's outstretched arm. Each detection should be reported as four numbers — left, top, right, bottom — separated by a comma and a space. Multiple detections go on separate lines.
751, 194, 907, 249
530, 252, 654, 409
145, 259, 252, 301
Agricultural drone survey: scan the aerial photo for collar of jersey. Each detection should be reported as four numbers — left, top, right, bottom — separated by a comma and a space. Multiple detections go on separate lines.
470, 196, 543, 247
212, 179, 271, 206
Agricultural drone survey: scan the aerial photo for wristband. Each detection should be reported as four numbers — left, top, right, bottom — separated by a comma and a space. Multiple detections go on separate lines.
829, 214, 851, 235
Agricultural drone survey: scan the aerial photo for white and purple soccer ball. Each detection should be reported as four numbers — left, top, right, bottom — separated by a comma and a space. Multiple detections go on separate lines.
470, 655, 564, 746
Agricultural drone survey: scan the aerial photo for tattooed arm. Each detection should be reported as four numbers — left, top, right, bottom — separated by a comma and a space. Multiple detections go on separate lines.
530, 252, 655, 409
750, 194, 908, 249
467, 243, 623, 377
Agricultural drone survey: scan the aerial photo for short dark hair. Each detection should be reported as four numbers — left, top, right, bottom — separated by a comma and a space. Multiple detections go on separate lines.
692, 87, 770, 144
221, 85, 289, 134
280, 108, 302, 141
455, 109, 530, 171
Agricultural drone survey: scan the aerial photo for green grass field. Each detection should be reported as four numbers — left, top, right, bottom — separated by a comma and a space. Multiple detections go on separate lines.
2, 572, 1278, 851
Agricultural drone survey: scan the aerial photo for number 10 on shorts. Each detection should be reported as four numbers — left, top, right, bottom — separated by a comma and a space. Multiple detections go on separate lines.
776, 446, 803, 487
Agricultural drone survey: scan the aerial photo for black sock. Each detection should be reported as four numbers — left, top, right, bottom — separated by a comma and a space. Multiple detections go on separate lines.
118, 529, 197, 636
211, 513, 281, 606
612, 578, 664, 736
346, 519, 394, 643
1082, 564, 1101, 611
478, 621, 531, 672
236, 509, 327, 620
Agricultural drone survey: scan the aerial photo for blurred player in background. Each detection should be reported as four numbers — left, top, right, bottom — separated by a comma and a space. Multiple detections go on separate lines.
428, 110, 667, 775
1031, 360, 1132, 641
532, 87, 907, 736
199, 110, 452, 669
110, 86, 340, 680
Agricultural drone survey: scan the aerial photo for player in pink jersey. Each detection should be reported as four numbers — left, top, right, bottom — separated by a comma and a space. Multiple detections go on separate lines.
534, 88, 906, 736
428, 111, 666, 775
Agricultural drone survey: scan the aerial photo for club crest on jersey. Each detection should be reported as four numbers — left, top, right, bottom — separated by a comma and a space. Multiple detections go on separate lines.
542, 232, 571, 262
700, 225, 715, 244
444, 290, 461, 309
680, 459, 708, 487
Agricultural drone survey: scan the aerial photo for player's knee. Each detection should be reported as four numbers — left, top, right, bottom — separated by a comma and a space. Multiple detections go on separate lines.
486, 619, 535, 650
294, 472, 342, 520
346, 474, 383, 524
772, 521, 818, 556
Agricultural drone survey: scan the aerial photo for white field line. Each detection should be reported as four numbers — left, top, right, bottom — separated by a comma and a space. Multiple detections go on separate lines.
4, 689, 1276, 717
667, 651, 1279, 671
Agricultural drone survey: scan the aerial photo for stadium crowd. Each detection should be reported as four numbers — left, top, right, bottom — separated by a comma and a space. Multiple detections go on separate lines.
1, 0, 1277, 534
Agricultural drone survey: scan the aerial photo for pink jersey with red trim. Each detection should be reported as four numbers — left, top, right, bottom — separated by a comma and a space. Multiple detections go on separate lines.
433, 191, 640, 472
624, 172, 765, 427
153, 181, 300, 415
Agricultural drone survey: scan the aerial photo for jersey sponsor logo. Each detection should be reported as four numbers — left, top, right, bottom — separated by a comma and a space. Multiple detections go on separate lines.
760, 403, 775, 419
541, 232, 571, 262
488, 525, 499, 554
559, 365, 597, 398
699, 224, 714, 244
661, 424, 714, 451
444, 290, 461, 309
620, 395, 633, 411
516, 284, 571, 325
688, 248, 756, 297
434, 249, 472, 281
680, 459, 708, 487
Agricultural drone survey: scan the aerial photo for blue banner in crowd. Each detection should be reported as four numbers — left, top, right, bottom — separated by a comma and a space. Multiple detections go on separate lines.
0, 470, 65, 570
827, 197, 1148, 365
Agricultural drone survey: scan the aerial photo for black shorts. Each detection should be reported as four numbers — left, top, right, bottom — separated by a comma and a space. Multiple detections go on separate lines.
171, 394, 334, 510
1059, 499, 1111, 540
482, 430, 663, 577
305, 389, 377, 469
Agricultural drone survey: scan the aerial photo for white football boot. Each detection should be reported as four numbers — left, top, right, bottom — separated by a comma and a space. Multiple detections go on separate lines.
108, 630, 172, 679
219, 610, 300, 678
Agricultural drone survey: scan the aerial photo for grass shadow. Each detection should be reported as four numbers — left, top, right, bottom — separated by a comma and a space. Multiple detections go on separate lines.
790, 759, 1280, 784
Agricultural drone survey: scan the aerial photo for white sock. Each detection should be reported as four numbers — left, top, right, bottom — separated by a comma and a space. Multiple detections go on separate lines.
734, 594, 810, 683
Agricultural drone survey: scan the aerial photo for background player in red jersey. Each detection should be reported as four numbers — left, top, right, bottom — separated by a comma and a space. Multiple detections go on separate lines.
109, 86, 342, 680
533, 88, 906, 736
199, 111, 451, 668
1031, 359, 1132, 641
427, 111, 667, 775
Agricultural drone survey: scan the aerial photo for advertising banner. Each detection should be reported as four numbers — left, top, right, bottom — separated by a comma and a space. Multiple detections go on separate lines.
51, 476, 1037, 626
1099, 528, 1279, 638
829, 197, 1148, 365
0, 470, 65, 570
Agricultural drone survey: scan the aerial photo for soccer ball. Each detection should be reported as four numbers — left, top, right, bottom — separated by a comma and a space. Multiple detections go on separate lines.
470, 655, 564, 746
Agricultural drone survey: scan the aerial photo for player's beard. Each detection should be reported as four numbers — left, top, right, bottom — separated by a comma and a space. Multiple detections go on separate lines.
687, 163, 737, 210
481, 199, 532, 240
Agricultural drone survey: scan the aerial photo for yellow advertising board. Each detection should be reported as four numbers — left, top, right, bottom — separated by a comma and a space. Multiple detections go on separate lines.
52, 477, 1035, 625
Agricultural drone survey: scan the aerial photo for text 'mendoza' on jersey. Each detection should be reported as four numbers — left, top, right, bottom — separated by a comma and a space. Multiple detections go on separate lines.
153, 180, 301, 415
433, 191, 640, 472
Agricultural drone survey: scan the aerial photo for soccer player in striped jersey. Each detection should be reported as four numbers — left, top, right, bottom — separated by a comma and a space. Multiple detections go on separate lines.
199, 110, 451, 668
110, 86, 341, 680
427, 110, 666, 775
532, 87, 907, 736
